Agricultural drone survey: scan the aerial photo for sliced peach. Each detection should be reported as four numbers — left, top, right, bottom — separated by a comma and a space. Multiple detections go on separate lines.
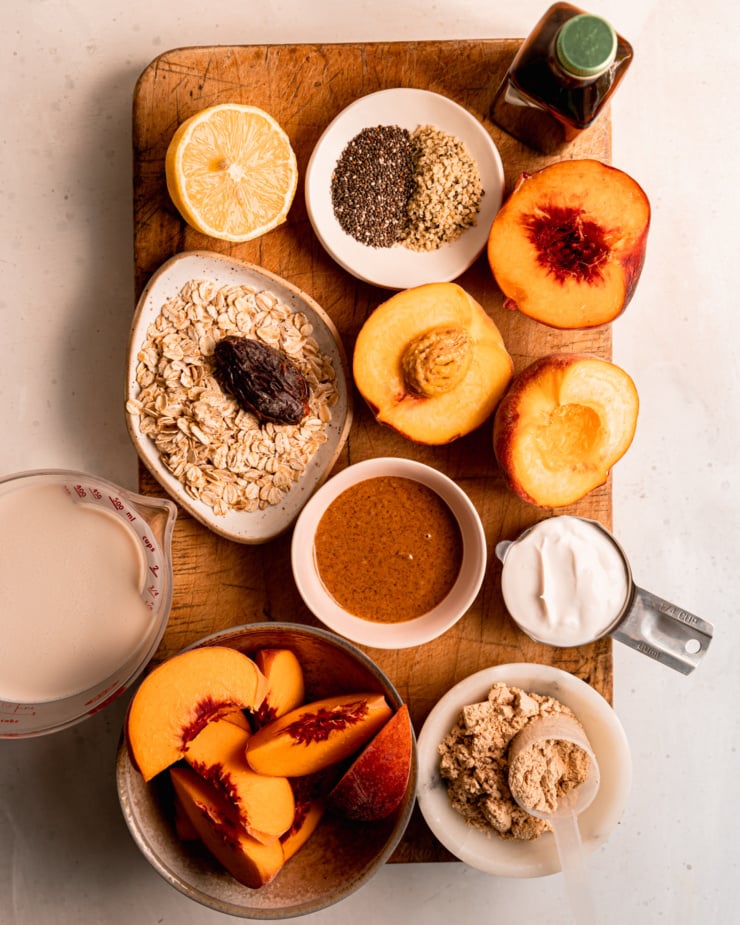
281, 776, 327, 862
327, 705, 413, 821
245, 693, 393, 777
281, 801, 324, 862
126, 646, 267, 781
493, 353, 639, 508
173, 794, 199, 841
252, 648, 306, 728
487, 159, 650, 329
170, 766, 284, 889
353, 282, 513, 444
221, 707, 251, 731
185, 717, 295, 844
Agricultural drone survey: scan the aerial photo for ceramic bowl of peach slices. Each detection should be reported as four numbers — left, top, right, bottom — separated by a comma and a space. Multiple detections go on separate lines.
116, 622, 417, 918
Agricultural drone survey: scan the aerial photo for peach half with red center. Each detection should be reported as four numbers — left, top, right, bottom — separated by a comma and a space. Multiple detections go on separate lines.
487, 159, 650, 329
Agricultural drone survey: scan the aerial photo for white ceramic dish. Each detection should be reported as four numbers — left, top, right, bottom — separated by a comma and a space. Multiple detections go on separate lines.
126, 251, 353, 544
305, 88, 505, 289
290, 456, 487, 649
416, 663, 632, 878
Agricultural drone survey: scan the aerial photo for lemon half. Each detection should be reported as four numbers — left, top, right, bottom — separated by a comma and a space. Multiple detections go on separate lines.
165, 103, 298, 243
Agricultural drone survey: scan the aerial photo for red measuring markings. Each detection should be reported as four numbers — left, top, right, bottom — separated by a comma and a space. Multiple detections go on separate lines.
0, 702, 36, 715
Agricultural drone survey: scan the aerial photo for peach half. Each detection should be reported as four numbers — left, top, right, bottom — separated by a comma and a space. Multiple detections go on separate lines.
245, 693, 393, 777
493, 353, 639, 508
353, 282, 513, 444
126, 646, 267, 781
487, 159, 650, 329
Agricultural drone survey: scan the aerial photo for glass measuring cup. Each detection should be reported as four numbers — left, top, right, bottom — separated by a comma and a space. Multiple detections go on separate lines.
0, 469, 177, 738
496, 515, 714, 674
508, 712, 600, 924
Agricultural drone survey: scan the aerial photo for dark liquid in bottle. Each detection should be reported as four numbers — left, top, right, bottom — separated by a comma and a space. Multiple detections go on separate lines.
491, 2, 633, 153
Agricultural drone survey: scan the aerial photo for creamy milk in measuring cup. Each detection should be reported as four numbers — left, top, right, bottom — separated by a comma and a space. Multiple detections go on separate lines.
0, 469, 176, 737
496, 516, 714, 674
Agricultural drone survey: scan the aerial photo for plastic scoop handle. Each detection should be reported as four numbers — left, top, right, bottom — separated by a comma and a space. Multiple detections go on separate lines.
508, 714, 600, 924
549, 810, 597, 924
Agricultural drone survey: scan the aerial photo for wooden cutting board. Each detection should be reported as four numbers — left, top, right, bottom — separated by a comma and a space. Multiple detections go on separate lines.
132, 40, 614, 863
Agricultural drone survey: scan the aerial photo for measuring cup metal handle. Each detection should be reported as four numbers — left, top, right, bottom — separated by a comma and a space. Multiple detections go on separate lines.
611, 585, 714, 675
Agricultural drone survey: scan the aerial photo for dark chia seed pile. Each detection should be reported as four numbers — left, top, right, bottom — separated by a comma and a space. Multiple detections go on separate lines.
330, 125, 415, 248
330, 122, 483, 251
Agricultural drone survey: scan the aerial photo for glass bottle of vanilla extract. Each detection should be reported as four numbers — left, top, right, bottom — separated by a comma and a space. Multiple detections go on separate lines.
491, 2, 633, 153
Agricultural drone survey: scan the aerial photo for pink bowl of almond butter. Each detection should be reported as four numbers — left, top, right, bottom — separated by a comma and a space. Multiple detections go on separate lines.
290, 456, 487, 649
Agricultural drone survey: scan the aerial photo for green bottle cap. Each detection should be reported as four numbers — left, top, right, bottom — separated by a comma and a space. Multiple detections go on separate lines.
555, 13, 618, 78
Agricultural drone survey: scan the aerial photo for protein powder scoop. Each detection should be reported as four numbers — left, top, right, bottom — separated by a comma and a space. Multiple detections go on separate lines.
508, 712, 601, 924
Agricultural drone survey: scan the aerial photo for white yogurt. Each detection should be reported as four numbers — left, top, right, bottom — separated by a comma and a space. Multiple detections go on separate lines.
0, 482, 151, 703
500, 516, 629, 647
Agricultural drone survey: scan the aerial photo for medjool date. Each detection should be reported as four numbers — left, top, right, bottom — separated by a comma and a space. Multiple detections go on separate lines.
213, 336, 311, 425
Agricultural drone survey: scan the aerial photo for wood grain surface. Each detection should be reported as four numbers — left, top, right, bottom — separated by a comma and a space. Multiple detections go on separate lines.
132, 40, 614, 862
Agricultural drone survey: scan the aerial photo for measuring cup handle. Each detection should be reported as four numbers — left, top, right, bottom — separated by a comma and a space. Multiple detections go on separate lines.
611, 585, 714, 675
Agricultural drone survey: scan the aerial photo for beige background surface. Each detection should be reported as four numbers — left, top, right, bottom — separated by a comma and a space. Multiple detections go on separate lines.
1, 2, 736, 924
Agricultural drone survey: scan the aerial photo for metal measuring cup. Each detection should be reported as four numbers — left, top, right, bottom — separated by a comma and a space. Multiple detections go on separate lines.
495, 516, 714, 675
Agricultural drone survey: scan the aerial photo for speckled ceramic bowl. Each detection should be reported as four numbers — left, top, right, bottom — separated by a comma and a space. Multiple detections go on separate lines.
125, 250, 353, 545
116, 623, 417, 919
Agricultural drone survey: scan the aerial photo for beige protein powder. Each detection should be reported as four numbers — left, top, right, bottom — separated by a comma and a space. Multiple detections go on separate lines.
438, 681, 590, 840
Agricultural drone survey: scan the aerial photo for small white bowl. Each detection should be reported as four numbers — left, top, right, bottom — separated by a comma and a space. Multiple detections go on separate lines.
416, 663, 632, 878
305, 88, 505, 289
290, 457, 487, 649
126, 250, 353, 544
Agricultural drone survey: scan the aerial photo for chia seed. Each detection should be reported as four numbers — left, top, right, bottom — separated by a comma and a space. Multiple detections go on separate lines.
330, 125, 414, 248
